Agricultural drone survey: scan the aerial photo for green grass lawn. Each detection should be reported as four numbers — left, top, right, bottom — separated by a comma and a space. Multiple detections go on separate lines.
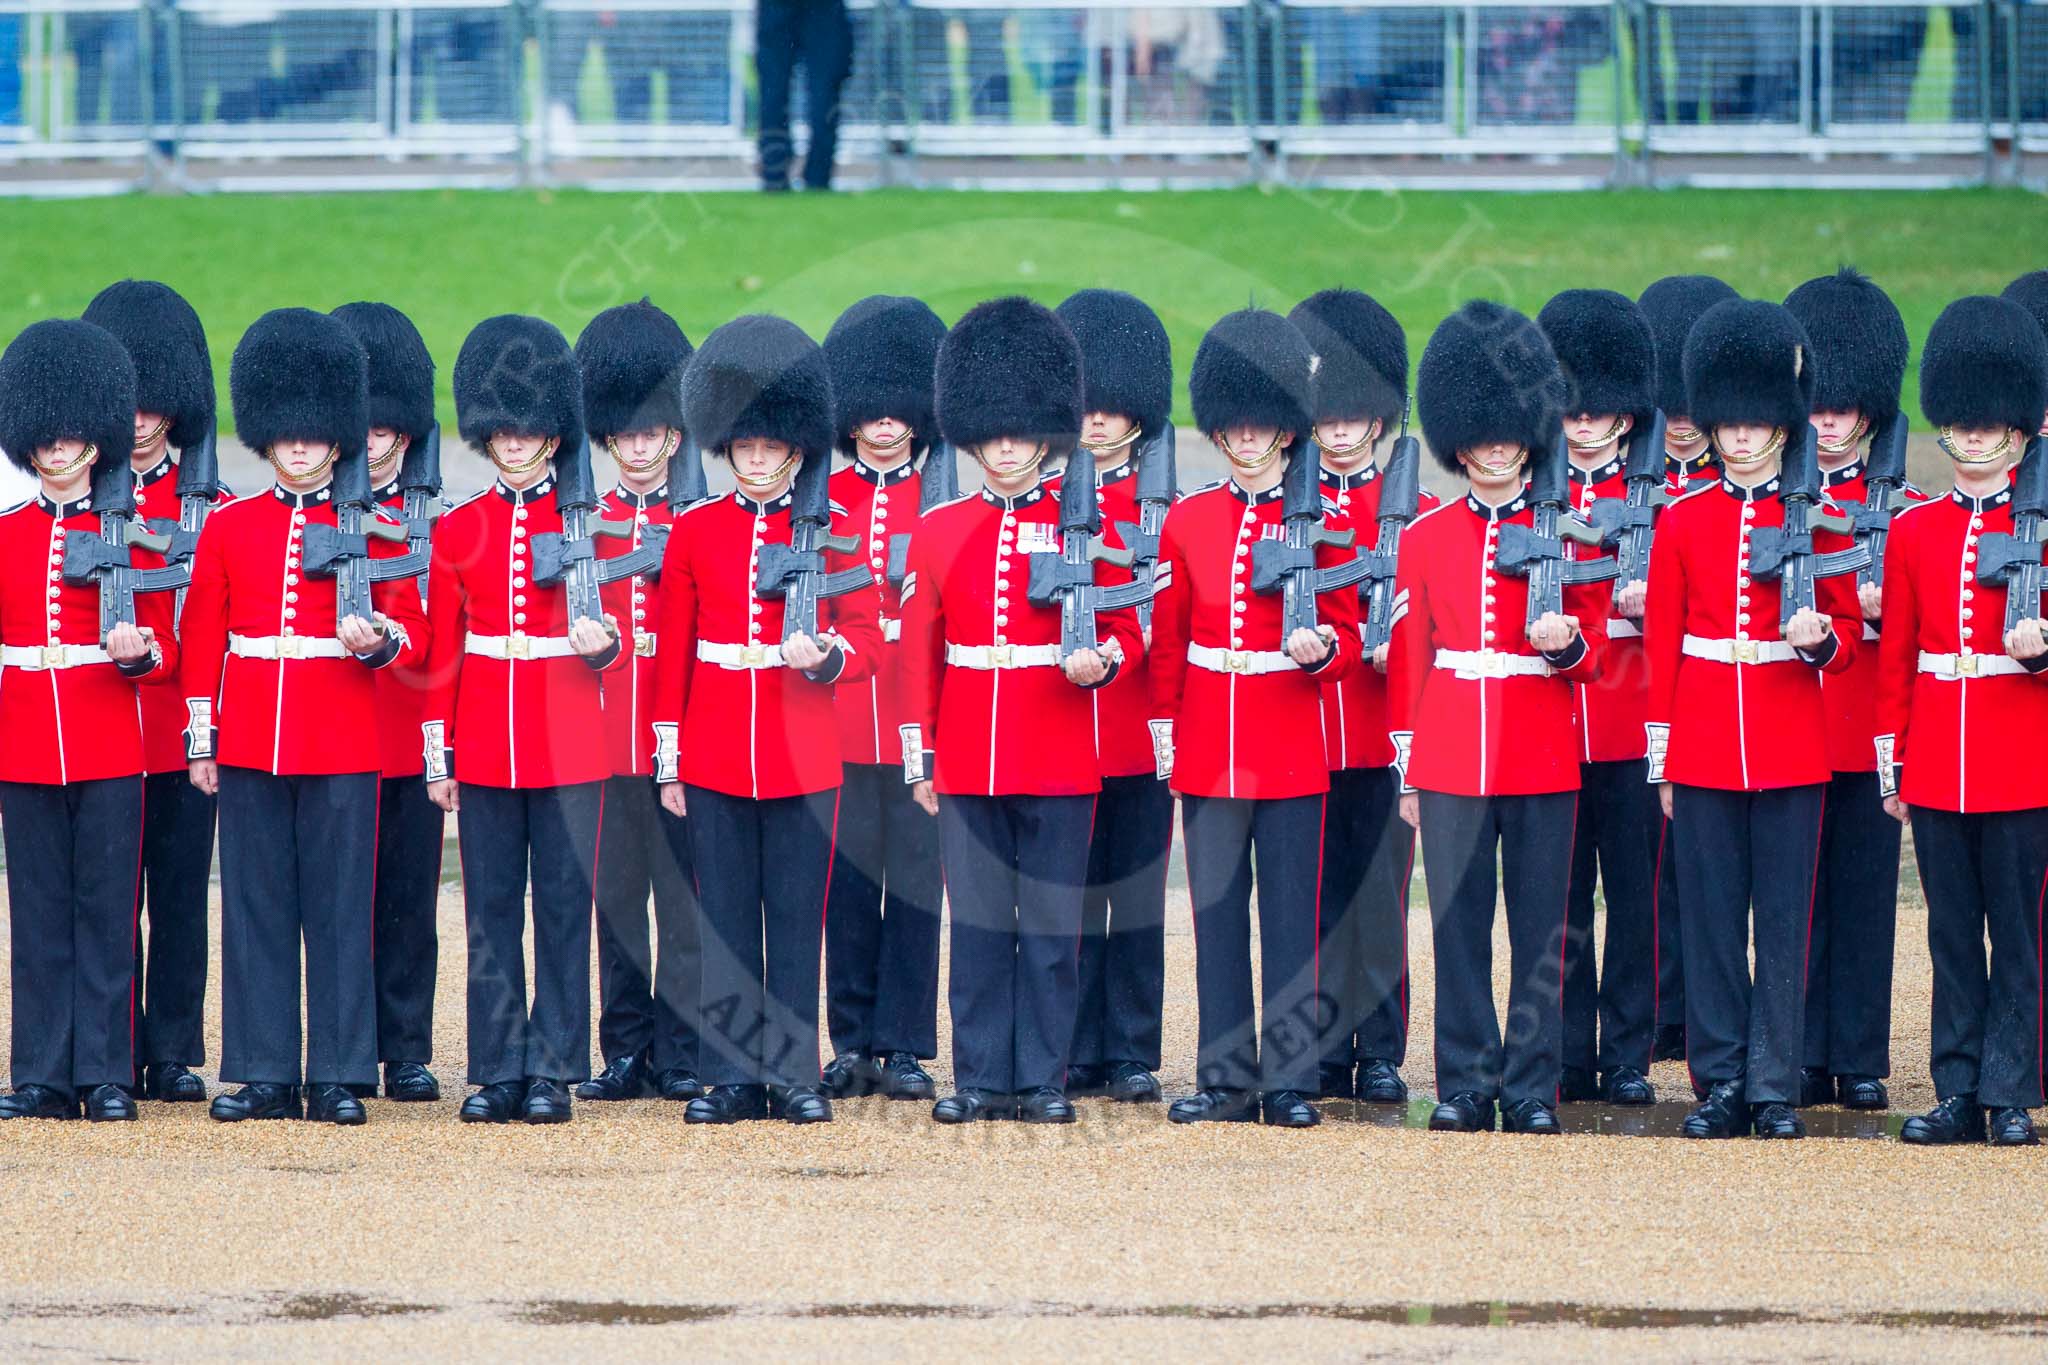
0, 186, 2041, 432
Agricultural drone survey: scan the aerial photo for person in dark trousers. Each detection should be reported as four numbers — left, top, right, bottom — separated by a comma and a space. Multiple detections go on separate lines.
819, 295, 949, 1103
332, 301, 446, 1104
0, 319, 173, 1124
755, 0, 852, 191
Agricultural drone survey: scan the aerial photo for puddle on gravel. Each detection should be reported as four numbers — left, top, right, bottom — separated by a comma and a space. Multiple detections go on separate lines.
267, 1293, 436, 1322
1322, 1099, 1903, 1139
515, 1299, 2048, 1332
774, 1166, 875, 1180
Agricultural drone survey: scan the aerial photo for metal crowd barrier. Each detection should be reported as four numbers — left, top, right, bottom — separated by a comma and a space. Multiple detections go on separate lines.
0, 0, 2038, 190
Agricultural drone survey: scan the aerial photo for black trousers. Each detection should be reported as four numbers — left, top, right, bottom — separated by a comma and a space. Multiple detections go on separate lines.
687, 784, 837, 1089
594, 775, 701, 1073
133, 769, 214, 1067
755, 0, 851, 189
2, 777, 143, 1092
1655, 813, 1685, 1035
1562, 759, 1659, 1077
458, 781, 601, 1086
1910, 806, 2048, 1110
938, 792, 1094, 1094
1182, 792, 1324, 1095
217, 767, 380, 1087
1317, 766, 1412, 1071
1672, 782, 1824, 1105
1074, 773, 1173, 1071
1419, 790, 1575, 1107
1805, 769, 1899, 1078
825, 763, 942, 1060
373, 774, 443, 1065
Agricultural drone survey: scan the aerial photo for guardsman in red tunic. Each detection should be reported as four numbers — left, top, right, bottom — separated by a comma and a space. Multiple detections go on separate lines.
1645, 299, 1862, 1140
1784, 266, 1923, 1113
818, 295, 947, 1104
900, 297, 1141, 1124
1049, 287, 1175, 1106
83, 279, 221, 1105
184, 310, 428, 1126
0, 320, 173, 1122
572, 299, 705, 1107
653, 315, 882, 1125
428, 315, 626, 1125
1152, 308, 1359, 1128
333, 300, 445, 1104
1633, 272, 1739, 1061
1885, 296, 2048, 1147
1538, 288, 1662, 1106
1393, 302, 1606, 1135
1288, 287, 1432, 1106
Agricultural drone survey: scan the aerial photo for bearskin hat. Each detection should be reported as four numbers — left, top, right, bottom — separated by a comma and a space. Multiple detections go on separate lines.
1055, 289, 1173, 437
682, 314, 834, 459
935, 296, 1083, 456
1682, 299, 1815, 435
1189, 307, 1314, 440
453, 314, 583, 453
81, 278, 214, 452
823, 295, 946, 455
1781, 266, 1907, 424
576, 298, 694, 446
1920, 295, 2048, 435
0, 319, 138, 475
1537, 288, 1656, 424
229, 308, 369, 460
1637, 274, 1738, 419
331, 301, 436, 446
1416, 300, 1568, 472
2000, 270, 2048, 347
1288, 288, 1406, 428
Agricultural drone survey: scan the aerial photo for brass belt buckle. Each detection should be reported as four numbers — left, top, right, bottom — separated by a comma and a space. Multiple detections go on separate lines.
741, 643, 767, 667
1481, 650, 1508, 678
278, 636, 309, 660
988, 644, 1014, 669
506, 632, 533, 660
1732, 639, 1758, 665
635, 635, 657, 659
1956, 651, 1979, 677
40, 644, 65, 669
1224, 649, 1248, 672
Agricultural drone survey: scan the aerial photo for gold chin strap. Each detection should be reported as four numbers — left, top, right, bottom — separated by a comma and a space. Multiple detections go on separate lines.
608, 428, 678, 477
1939, 426, 2016, 466
1464, 446, 1528, 478
368, 434, 409, 481
1716, 427, 1786, 468
970, 441, 1049, 476
1666, 421, 1704, 447
1312, 421, 1379, 458
735, 450, 801, 488
1566, 415, 1630, 451
859, 426, 916, 453
1080, 424, 1142, 456
1816, 414, 1870, 455
490, 435, 558, 476
134, 415, 170, 454
269, 442, 340, 482
1215, 429, 1284, 472
33, 442, 98, 479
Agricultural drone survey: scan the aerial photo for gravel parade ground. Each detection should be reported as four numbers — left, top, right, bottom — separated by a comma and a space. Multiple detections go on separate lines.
3, 840, 2046, 1362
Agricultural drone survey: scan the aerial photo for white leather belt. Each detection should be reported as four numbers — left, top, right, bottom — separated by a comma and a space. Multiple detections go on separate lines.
634, 633, 658, 659
698, 639, 785, 669
1919, 650, 2027, 680
946, 642, 1060, 670
229, 632, 348, 661
1, 643, 112, 670
1433, 648, 1553, 679
1683, 634, 1798, 665
1187, 643, 1296, 675
465, 631, 579, 661
880, 617, 902, 642
1608, 619, 1643, 639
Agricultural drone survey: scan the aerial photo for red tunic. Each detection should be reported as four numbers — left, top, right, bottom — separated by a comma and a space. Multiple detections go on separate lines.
181, 485, 429, 776
651, 487, 883, 800
1319, 464, 1439, 772
1566, 453, 1649, 763
1817, 460, 1927, 774
828, 457, 920, 767
1388, 491, 1608, 797
596, 482, 675, 778
421, 475, 629, 790
1644, 475, 1861, 791
900, 484, 1144, 798
1876, 487, 2048, 813
1149, 477, 1362, 801
1046, 459, 1162, 780
134, 452, 232, 775
0, 492, 179, 784
372, 481, 436, 779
